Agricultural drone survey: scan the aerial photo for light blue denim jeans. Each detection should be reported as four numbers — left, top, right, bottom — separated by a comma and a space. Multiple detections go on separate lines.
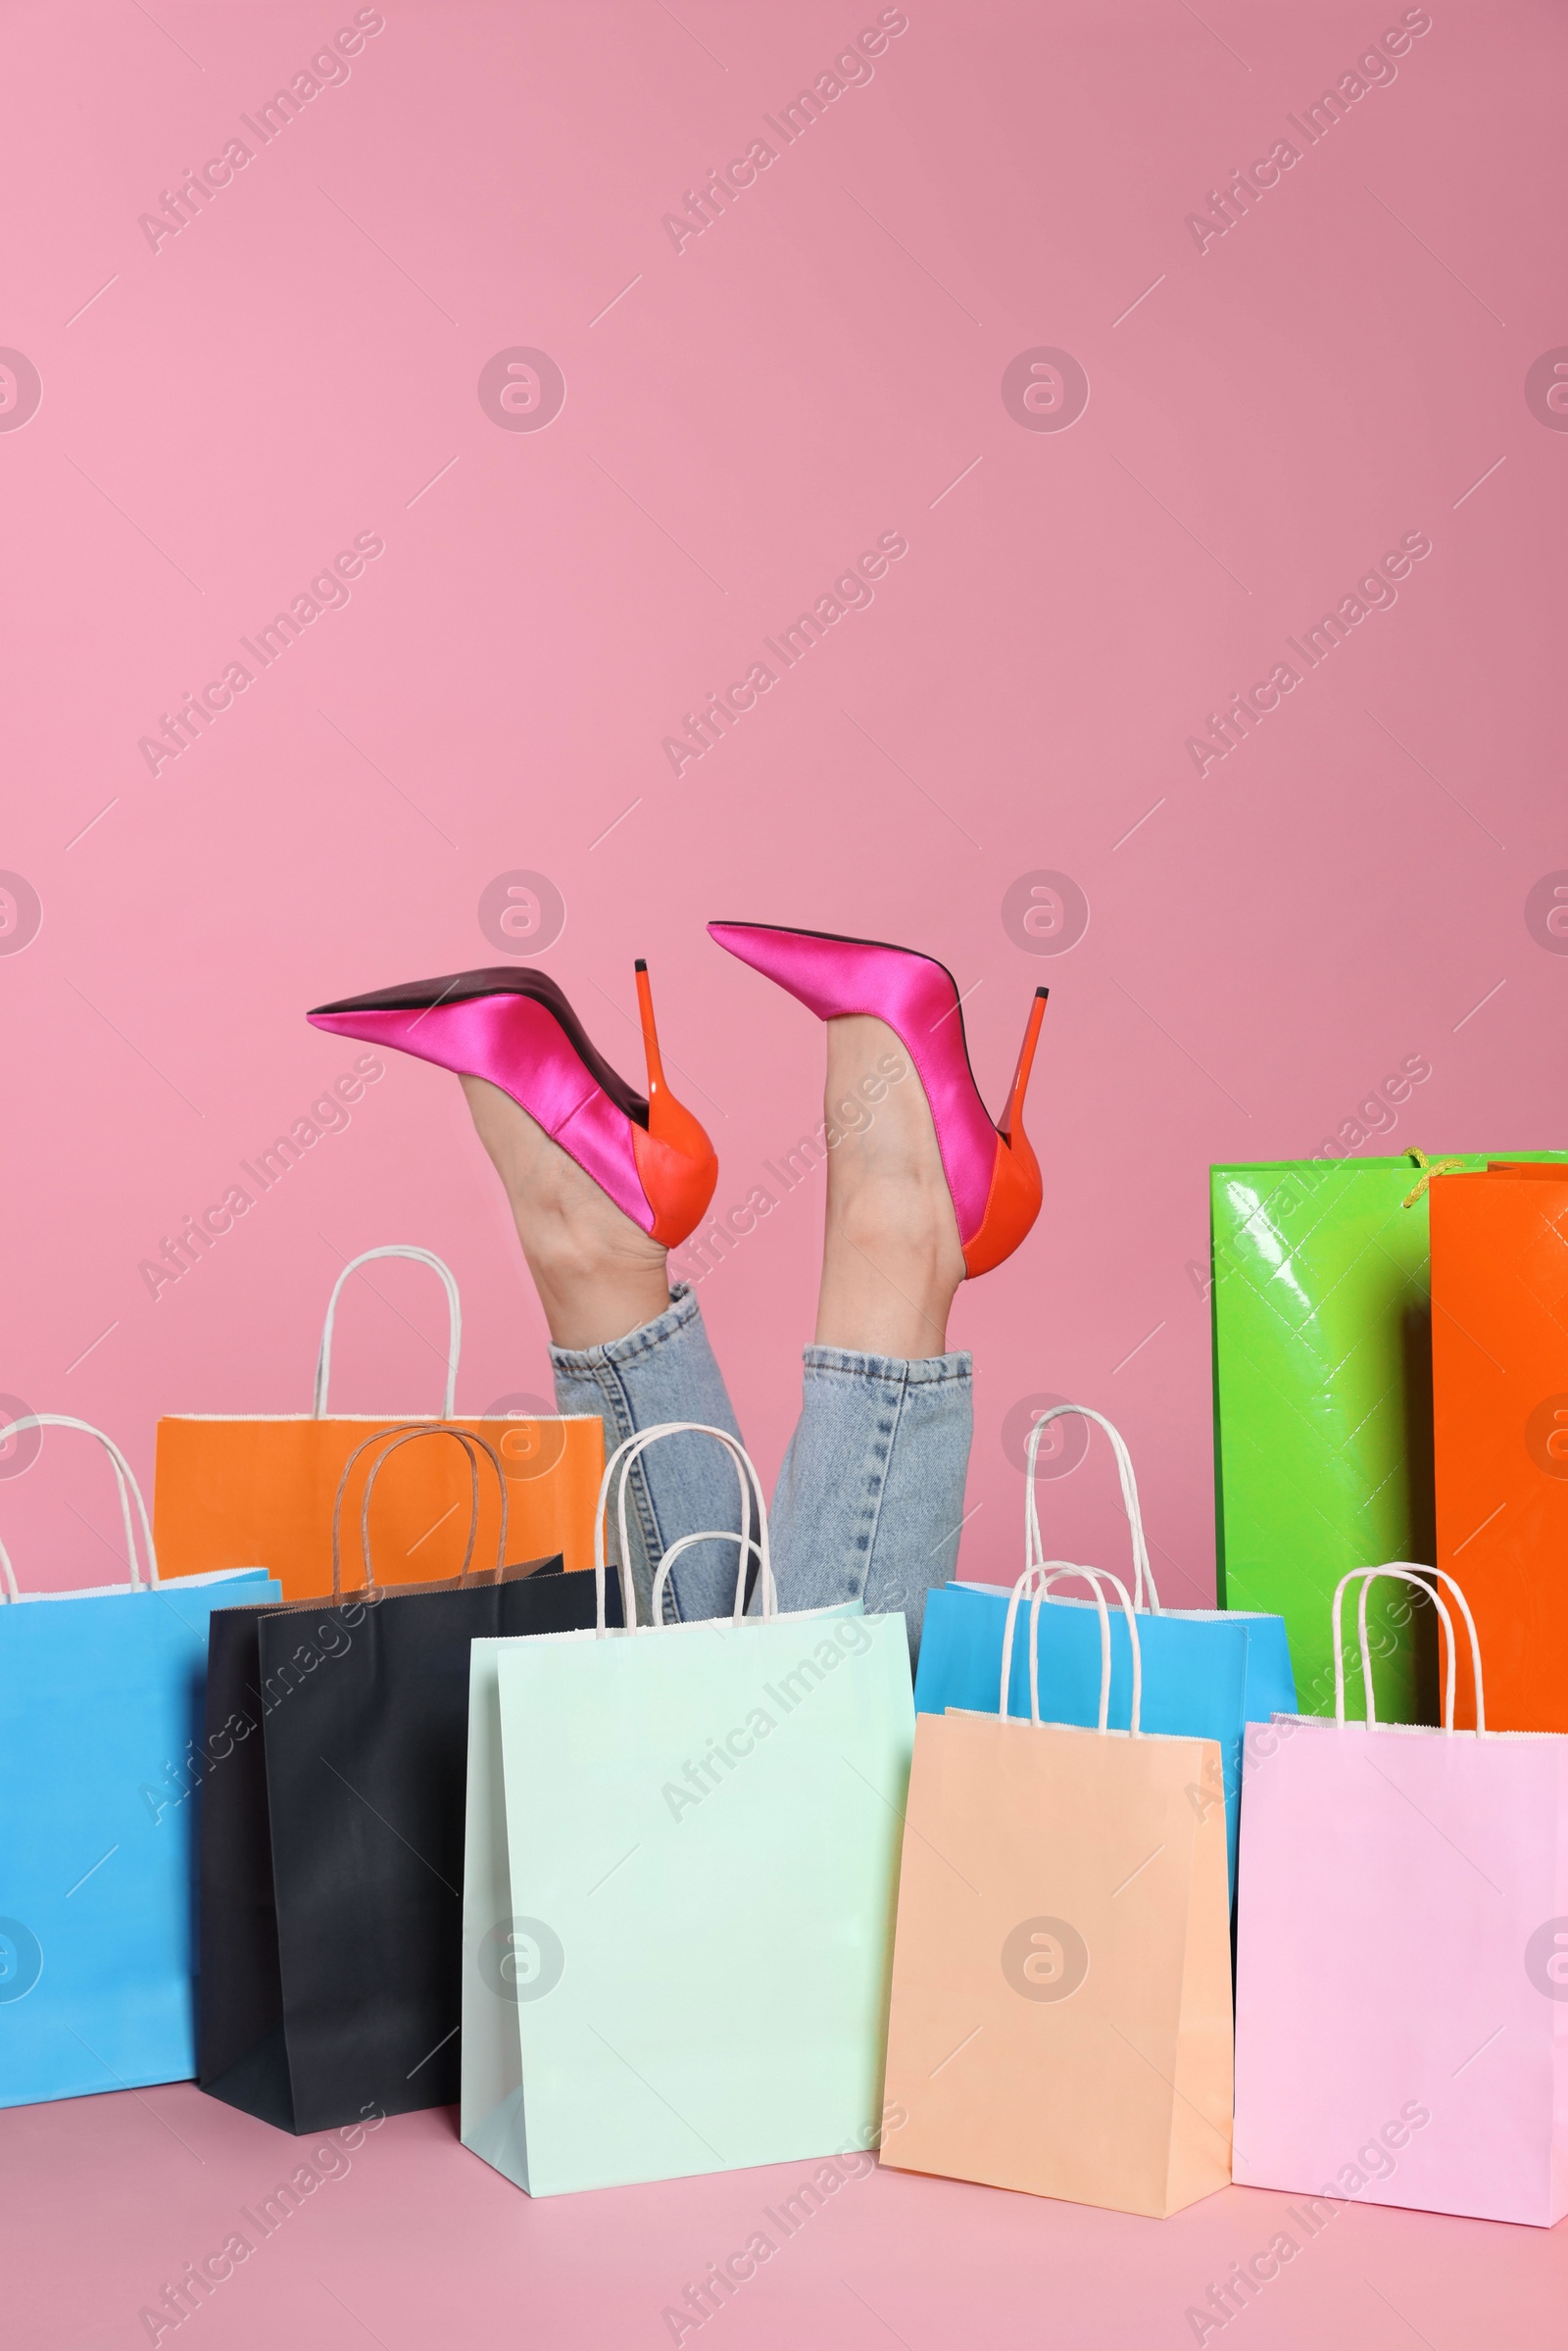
550, 1283, 971, 1664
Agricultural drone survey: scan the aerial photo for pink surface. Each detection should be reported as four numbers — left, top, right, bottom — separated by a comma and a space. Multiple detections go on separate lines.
4, 0, 1568, 2330
3, 2083, 1565, 2350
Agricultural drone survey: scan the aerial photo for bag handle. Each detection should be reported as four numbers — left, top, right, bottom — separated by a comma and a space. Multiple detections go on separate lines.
1000, 1559, 1144, 1735
330, 1422, 509, 1598
1001, 1559, 1110, 1727
593, 1423, 775, 1635
314, 1248, 462, 1418
1400, 1148, 1471, 1205
0, 1415, 158, 1597
1332, 1564, 1485, 1733
651, 1534, 763, 1627
1023, 1405, 1159, 1612
358, 1425, 509, 1594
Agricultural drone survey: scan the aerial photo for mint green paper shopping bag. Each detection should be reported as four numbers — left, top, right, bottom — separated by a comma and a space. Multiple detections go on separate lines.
460, 1423, 914, 2197
1209, 1148, 1568, 1720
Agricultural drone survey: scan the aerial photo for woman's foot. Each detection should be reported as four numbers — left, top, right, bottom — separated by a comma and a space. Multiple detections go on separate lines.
707, 923, 1047, 1281
307, 960, 715, 1347
460, 1075, 671, 1349
308, 962, 718, 1255
814, 1017, 966, 1357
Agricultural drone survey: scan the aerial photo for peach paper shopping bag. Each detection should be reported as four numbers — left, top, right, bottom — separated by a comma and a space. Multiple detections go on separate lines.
882, 1566, 1233, 2219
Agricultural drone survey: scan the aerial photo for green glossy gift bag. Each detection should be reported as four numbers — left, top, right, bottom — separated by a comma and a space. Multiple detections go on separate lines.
1209, 1150, 1525, 1721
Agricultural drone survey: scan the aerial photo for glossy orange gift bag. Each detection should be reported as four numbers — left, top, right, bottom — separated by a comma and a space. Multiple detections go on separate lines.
153, 1247, 603, 1598
881, 1566, 1233, 2218
1432, 1164, 1568, 1731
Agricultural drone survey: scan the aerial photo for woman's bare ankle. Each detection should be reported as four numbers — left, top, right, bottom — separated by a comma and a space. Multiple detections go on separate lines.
812, 1017, 965, 1357
460, 1074, 671, 1349
529, 1247, 672, 1351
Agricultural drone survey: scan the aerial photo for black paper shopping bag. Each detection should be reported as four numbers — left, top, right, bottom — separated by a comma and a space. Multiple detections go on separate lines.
197, 1426, 620, 2134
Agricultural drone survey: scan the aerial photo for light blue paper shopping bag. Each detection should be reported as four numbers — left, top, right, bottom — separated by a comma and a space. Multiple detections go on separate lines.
461, 1422, 914, 2196
0, 1416, 276, 2108
915, 1406, 1296, 1896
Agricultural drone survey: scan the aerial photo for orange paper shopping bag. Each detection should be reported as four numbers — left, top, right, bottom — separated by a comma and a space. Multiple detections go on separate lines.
882, 1566, 1233, 2218
154, 1247, 603, 1598
1432, 1163, 1568, 1731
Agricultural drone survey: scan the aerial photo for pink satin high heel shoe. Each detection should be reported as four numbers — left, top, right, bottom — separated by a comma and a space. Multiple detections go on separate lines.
307, 963, 718, 1248
707, 922, 1048, 1277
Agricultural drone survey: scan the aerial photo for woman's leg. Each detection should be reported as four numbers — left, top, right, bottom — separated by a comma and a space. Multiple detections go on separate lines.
459, 1004, 975, 1658
549, 1284, 752, 1624
770, 1016, 972, 1662
460, 1075, 747, 1625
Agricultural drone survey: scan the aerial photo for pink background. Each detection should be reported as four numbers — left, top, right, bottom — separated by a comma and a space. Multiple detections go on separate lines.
3, 0, 1566, 2337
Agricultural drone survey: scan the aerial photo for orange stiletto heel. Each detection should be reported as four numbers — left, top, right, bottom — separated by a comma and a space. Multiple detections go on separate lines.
631, 959, 720, 1245
964, 986, 1049, 1276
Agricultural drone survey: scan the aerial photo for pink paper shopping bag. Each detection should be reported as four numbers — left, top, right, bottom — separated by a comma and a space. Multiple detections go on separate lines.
1234, 1566, 1568, 2227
